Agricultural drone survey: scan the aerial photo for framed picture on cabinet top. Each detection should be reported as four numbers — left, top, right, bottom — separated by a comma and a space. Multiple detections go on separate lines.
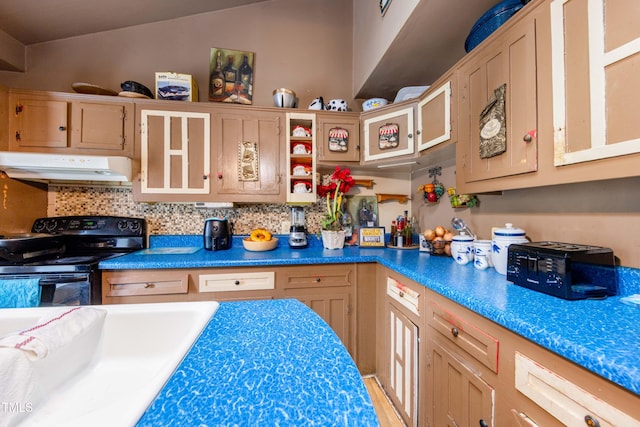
380, 0, 392, 16
209, 47, 254, 105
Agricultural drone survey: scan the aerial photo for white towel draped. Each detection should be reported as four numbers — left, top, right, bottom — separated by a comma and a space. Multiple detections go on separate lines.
0, 307, 107, 427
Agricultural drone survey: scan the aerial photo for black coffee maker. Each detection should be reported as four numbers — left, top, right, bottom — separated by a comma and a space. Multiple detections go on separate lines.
203, 218, 233, 251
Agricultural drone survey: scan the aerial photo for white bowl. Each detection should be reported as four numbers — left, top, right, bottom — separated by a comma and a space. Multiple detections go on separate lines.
242, 237, 278, 251
362, 98, 389, 111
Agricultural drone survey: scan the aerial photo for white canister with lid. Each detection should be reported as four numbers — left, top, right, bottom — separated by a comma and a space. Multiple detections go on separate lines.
450, 232, 474, 265
491, 223, 528, 275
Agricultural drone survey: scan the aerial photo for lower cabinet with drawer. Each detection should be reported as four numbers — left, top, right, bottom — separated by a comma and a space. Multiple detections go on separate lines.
279, 264, 355, 355
102, 265, 357, 355
102, 267, 277, 304
198, 270, 275, 301
377, 266, 424, 427
425, 295, 498, 427
102, 270, 190, 304
423, 288, 640, 427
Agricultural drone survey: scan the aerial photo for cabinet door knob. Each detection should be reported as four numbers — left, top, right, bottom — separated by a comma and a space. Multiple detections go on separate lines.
479, 419, 489, 427
144, 282, 155, 289
523, 129, 536, 143
234, 280, 240, 285
408, 133, 413, 139
584, 415, 600, 427
451, 327, 459, 337
58, 126, 67, 131
315, 277, 321, 283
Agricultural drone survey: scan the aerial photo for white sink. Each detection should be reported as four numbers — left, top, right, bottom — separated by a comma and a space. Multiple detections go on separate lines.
0, 301, 218, 426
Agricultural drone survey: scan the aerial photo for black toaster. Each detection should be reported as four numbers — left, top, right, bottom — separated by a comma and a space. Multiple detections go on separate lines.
506, 241, 617, 300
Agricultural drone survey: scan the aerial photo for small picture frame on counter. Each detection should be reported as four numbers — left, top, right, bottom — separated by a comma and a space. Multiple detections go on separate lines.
359, 227, 385, 247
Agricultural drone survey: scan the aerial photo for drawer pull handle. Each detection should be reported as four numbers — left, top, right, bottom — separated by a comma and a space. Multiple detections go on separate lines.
59, 126, 67, 131
234, 280, 240, 285
584, 415, 600, 427
315, 277, 321, 283
479, 419, 489, 427
451, 327, 459, 337
144, 283, 154, 289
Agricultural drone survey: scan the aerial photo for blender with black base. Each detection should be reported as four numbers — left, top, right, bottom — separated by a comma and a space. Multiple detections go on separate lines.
289, 206, 308, 248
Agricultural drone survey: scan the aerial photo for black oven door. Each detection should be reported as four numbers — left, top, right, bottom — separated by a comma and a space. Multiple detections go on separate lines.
2, 273, 92, 306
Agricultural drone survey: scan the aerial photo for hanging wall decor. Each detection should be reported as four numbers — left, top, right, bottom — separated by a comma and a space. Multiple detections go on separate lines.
378, 123, 399, 150
479, 83, 507, 158
238, 141, 259, 182
209, 48, 254, 105
328, 127, 349, 152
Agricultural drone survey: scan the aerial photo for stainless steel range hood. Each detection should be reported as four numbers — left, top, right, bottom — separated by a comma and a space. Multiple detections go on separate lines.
0, 152, 132, 183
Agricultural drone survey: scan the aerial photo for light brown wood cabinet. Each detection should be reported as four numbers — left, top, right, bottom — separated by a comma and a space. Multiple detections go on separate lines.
102, 264, 356, 355
280, 264, 354, 354
456, 4, 538, 186
212, 108, 285, 203
424, 288, 640, 427
416, 73, 456, 152
286, 112, 317, 203
316, 112, 361, 163
455, 0, 640, 193
132, 103, 212, 202
426, 298, 497, 427
362, 100, 417, 165
8, 89, 134, 156
102, 270, 190, 304
550, 0, 640, 167
377, 268, 424, 427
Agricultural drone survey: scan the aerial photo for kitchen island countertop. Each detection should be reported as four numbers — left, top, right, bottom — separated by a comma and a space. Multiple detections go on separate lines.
100, 234, 640, 397
136, 298, 378, 426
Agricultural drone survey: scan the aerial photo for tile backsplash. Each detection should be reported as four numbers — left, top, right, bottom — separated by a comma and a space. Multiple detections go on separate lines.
50, 186, 327, 235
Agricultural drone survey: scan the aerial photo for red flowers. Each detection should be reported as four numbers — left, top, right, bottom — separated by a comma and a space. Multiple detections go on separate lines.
318, 166, 354, 197
317, 166, 354, 231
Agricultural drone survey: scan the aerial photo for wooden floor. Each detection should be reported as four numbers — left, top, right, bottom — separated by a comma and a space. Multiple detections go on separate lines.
363, 376, 405, 427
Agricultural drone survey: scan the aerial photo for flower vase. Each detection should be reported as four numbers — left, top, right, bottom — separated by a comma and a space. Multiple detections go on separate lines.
321, 230, 346, 250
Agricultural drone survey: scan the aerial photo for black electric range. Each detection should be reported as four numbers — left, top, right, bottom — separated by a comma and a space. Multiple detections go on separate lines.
0, 216, 146, 306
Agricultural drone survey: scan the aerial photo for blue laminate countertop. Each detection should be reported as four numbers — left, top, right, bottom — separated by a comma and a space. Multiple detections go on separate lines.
136, 299, 378, 426
101, 234, 640, 396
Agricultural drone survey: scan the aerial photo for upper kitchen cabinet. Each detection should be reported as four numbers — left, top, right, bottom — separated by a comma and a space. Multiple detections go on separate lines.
362, 101, 416, 166
455, 0, 640, 194
8, 89, 134, 156
315, 112, 361, 163
551, 0, 640, 166
70, 101, 134, 155
456, 3, 538, 189
211, 107, 285, 203
286, 112, 317, 204
416, 72, 456, 152
132, 102, 212, 203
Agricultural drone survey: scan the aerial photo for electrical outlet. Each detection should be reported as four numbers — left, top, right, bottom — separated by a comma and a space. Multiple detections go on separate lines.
281, 221, 291, 234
